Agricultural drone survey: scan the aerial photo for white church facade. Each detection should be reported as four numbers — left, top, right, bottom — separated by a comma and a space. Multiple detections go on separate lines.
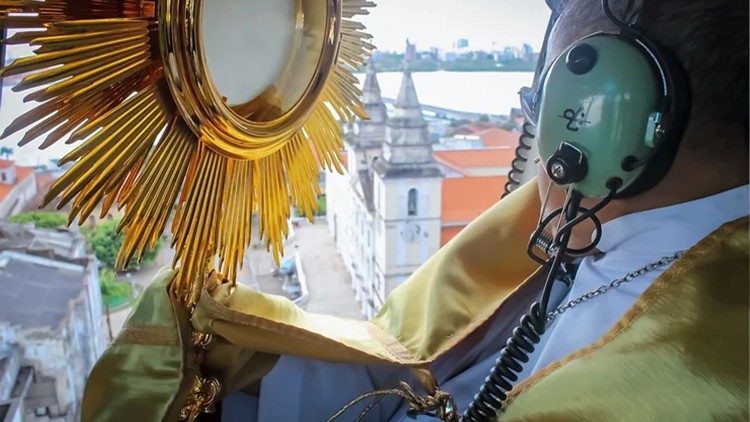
327, 59, 521, 318
327, 62, 444, 318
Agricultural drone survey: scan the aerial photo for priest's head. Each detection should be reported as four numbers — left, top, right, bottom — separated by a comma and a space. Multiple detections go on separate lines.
536, 0, 749, 249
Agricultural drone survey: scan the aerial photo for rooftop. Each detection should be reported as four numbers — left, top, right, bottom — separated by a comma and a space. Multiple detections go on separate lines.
373, 160, 444, 179
434, 147, 515, 176
0, 251, 87, 330
0, 165, 34, 203
0, 222, 86, 260
441, 176, 507, 223
475, 127, 521, 148
454, 123, 494, 135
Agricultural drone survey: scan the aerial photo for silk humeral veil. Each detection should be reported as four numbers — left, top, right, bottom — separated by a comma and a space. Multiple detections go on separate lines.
82, 181, 749, 421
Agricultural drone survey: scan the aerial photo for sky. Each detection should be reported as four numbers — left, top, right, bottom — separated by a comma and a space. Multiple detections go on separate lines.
359, 0, 552, 52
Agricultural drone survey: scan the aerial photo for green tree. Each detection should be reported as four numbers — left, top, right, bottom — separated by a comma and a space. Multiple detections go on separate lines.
500, 121, 520, 131
87, 218, 160, 270
316, 195, 327, 216
10, 211, 67, 229
294, 195, 327, 218
99, 269, 131, 307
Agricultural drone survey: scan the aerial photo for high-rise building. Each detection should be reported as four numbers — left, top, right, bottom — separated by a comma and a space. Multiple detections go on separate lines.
522, 43, 535, 62
454, 38, 470, 50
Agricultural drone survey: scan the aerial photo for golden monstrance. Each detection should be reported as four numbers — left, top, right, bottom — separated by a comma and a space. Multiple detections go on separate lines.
0, 0, 374, 308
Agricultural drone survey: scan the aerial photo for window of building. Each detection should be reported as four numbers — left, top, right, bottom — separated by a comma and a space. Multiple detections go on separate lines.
408, 188, 418, 216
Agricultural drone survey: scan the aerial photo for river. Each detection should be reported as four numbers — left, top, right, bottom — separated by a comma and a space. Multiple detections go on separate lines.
1, 71, 533, 166
356, 71, 533, 116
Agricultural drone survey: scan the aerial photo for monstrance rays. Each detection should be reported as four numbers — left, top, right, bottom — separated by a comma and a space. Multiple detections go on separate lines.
0, 0, 375, 303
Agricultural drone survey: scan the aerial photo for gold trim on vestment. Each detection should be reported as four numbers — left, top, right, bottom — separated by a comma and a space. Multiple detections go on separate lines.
504, 217, 749, 407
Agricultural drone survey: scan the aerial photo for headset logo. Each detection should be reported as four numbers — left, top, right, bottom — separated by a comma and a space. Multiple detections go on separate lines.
559, 107, 590, 132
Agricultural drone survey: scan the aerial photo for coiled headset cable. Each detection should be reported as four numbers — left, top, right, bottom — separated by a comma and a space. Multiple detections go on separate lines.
503, 121, 537, 198
461, 179, 621, 422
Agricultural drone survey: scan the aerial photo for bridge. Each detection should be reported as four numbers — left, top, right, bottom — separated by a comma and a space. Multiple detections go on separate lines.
382, 98, 508, 122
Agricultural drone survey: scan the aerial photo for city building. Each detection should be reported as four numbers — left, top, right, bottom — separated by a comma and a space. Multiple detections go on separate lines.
439, 51, 458, 62
438, 125, 521, 151
327, 62, 510, 318
501, 46, 522, 60
0, 345, 32, 422
433, 149, 509, 244
0, 160, 36, 220
522, 43, 535, 62
434, 134, 485, 151
434, 148, 514, 177
453, 38, 470, 50
30, 161, 73, 214
0, 223, 106, 421
469, 126, 521, 148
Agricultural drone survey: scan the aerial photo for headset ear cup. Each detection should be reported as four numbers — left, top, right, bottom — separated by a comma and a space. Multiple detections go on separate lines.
615, 47, 691, 198
537, 34, 667, 197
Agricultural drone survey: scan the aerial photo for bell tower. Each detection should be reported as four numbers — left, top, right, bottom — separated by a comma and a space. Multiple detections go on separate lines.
373, 68, 443, 299
344, 60, 387, 176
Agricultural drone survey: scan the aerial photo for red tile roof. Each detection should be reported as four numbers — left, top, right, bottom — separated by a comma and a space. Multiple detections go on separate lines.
0, 164, 35, 202
440, 175, 506, 245
475, 128, 521, 148
453, 124, 520, 149
0, 185, 11, 202
441, 176, 506, 222
464, 122, 494, 133
433, 148, 515, 175
338, 150, 348, 169
440, 226, 464, 246
15, 166, 34, 182
0, 159, 14, 169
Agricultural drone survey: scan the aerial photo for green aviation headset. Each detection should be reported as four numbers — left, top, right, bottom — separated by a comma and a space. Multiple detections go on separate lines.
461, 2, 692, 421
530, 1, 691, 199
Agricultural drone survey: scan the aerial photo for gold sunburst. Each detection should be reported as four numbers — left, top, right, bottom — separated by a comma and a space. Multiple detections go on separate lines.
0, 0, 374, 304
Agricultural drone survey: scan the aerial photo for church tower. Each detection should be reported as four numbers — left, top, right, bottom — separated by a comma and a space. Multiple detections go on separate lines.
344, 60, 387, 176
357, 60, 388, 149
372, 68, 443, 301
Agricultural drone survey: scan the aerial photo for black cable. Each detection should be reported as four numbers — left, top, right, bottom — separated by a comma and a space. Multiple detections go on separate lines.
461, 185, 619, 422
552, 180, 621, 247
503, 121, 536, 197
539, 191, 580, 312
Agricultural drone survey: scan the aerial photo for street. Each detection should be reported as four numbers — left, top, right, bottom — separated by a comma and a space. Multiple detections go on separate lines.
108, 219, 363, 337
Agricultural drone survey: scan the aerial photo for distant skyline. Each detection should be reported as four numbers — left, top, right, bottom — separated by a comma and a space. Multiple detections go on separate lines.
359, 0, 552, 52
